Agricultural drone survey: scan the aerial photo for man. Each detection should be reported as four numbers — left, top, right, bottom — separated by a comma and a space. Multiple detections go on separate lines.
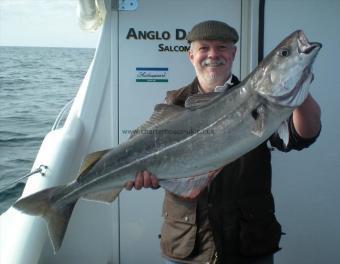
126, 20, 321, 263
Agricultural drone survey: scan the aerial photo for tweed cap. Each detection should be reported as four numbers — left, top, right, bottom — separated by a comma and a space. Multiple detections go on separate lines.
186, 20, 239, 44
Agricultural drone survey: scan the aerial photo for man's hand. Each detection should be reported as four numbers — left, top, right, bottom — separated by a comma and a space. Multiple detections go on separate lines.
292, 94, 321, 138
125, 170, 159, 190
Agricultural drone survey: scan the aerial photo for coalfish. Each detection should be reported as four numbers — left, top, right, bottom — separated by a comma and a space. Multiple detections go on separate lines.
13, 30, 321, 253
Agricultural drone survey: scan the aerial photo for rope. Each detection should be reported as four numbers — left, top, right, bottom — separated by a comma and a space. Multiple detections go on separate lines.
0, 165, 48, 193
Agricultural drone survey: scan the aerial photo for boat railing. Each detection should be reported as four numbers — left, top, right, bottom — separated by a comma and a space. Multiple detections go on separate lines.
51, 99, 74, 131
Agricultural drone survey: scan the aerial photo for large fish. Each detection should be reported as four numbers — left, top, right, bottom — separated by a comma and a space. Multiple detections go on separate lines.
14, 30, 321, 253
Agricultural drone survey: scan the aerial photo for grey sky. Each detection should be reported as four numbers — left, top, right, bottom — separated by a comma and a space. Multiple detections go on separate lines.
0, 0, 100, 48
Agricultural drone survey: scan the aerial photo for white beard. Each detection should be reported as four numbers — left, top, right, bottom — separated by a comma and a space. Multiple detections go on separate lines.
194, 58, 231, 90
201, 58, 227, 83
203, 71, 226, 86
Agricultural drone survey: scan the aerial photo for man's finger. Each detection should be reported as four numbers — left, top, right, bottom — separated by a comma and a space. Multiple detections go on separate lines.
143, 171, 151, 188
125, 181, 134, 190
150, 174, 159, 189
134, 171, 143, 190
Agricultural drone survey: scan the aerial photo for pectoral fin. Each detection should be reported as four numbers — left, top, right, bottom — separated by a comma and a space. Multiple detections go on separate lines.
251, 105, 266, 137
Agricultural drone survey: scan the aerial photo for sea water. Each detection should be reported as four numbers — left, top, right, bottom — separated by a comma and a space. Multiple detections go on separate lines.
0, 46, 95, 214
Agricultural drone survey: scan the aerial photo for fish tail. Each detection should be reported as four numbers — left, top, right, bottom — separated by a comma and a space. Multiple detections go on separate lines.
13, 186, 76, 253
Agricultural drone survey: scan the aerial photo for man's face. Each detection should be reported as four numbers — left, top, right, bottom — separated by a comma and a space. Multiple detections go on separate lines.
189, 40, 236, 88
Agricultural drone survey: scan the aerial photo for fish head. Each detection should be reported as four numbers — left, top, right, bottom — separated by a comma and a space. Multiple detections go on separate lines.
254, 30, 322, 107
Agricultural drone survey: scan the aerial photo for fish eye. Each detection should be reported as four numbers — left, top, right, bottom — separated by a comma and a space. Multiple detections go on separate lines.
279, 48, 290, 57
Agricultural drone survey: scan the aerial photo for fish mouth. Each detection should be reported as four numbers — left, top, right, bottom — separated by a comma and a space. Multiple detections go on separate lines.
297, 31, 322, 55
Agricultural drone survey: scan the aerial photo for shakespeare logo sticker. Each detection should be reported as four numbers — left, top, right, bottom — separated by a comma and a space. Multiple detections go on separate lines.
136, 67, 168, 82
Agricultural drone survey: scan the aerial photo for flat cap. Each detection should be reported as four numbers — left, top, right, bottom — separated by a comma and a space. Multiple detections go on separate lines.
186, 20, 239, 44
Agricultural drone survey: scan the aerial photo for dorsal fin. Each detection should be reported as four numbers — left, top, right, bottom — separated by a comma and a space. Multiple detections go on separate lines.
184, 92, 223, 110
78, 149, 110, 179
129, 104, 186, 139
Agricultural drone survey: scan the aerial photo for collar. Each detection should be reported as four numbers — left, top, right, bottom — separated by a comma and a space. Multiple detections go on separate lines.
198, 74, 234, 94
214, 74, 234, 92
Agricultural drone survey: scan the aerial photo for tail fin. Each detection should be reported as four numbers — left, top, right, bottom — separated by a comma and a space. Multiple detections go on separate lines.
13, 186, 76, 253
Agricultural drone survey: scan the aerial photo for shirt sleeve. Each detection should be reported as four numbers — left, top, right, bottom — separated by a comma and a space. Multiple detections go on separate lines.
269, 115, 321, 152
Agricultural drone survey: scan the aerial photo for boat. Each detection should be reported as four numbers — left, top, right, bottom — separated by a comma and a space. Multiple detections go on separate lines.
0, 0, 264, 263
